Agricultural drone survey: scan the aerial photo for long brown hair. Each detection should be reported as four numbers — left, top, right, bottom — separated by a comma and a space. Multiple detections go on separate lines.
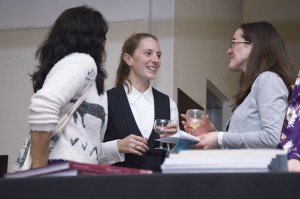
234, 21, 296, 106
115, 33, 158, 88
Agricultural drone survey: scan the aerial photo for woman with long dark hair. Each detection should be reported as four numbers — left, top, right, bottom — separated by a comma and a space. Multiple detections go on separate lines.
26, 5, 109, 168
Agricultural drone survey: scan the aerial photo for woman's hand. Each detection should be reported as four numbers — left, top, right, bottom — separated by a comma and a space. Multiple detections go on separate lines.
30, 131, 52, 169
117, 134, 149, 156
160, 123, 178, 138
288, 159, 300, 172
181, 114, 217, 136
190, 132, 219, 150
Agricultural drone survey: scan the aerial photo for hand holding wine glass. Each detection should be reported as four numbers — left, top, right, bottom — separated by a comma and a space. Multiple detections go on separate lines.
185, 109, 206, 135
153, 119, 170, 151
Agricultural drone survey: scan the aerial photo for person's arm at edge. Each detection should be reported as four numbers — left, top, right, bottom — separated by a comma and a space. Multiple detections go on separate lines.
99, 92, 125, 165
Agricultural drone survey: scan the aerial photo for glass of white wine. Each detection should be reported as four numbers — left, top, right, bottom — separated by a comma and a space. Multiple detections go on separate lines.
186, 109, 206, 135
153, 119, 170, 151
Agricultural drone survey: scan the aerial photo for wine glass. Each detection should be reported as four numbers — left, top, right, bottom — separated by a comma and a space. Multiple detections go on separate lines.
153, 119, 171, 151
186, 109, 206, 135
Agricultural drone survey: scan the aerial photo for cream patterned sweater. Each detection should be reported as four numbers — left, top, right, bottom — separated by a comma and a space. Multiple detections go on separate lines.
28, 53, 108, 164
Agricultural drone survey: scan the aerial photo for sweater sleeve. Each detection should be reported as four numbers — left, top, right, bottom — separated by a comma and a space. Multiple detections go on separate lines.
99, 92, 125, 165
222, 72, 288, 148
28, 53, 97, 132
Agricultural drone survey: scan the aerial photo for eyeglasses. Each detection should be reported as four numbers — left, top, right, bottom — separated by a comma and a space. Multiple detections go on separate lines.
229, 40, 251, 48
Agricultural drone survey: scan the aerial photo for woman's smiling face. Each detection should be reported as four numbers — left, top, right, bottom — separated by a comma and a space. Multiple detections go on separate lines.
126, 37, 162, 83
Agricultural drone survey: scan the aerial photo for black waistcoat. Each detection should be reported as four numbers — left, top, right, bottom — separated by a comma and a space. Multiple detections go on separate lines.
104, 85, 170, 172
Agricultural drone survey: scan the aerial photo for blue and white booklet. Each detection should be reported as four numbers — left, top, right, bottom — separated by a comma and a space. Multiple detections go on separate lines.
155, 130, 200, 153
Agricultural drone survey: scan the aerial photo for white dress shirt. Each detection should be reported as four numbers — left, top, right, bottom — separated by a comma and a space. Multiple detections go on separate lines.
127, 85, 177, 138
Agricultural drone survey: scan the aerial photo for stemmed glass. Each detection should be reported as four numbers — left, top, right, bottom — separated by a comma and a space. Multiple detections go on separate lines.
186, 109, 206, 135
153, 119, 170, 151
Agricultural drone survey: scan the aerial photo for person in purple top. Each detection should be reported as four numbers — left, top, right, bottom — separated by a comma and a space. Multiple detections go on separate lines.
278, 72, 300, 172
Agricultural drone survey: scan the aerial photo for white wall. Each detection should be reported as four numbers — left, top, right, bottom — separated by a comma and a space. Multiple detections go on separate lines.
149, 0, 174, 97
0, 0, 150, 30
244, 0, 300, 72
0, 28, 43, 171
173, 0, 243, 127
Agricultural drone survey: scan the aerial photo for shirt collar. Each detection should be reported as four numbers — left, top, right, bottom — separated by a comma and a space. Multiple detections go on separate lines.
124, 84, 153, 105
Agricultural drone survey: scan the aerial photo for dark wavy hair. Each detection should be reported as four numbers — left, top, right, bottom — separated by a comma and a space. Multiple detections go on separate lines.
31, 5, 109, 95
234, 21, 296, 106
115, 33, 158, 89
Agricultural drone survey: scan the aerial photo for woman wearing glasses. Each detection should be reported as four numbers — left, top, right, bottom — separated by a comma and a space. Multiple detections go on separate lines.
183, 21, 296, 149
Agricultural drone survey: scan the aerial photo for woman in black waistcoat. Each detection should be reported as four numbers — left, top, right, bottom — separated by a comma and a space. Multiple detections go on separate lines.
102, 33, 179, 172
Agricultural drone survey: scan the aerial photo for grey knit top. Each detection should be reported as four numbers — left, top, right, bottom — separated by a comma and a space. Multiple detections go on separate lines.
220, 71, 288, 149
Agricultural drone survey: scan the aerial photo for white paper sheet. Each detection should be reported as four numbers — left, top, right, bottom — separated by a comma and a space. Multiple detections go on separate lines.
155, 130, 200, 144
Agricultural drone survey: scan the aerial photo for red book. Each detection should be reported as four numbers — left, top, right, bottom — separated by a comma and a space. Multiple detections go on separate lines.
5, 161, 152, 178
69, 161, 153, 175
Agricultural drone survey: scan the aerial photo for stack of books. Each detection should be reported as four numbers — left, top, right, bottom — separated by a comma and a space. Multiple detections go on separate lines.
161, 149, 288, 173
4, 161, 153, 178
